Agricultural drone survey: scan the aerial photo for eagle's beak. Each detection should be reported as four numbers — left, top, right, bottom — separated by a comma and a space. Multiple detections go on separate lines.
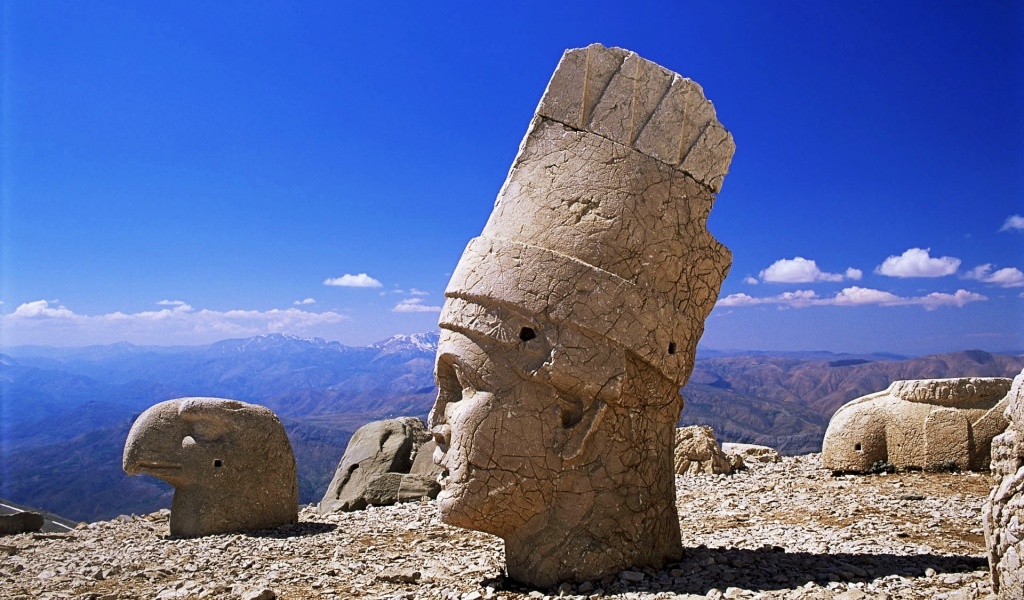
123, 401, 185, 478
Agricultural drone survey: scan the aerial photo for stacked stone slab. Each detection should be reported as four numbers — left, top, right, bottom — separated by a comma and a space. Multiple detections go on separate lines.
318, 417, 440, 513
123, 397, 298, 537
429, 43, 733, 587
822, 377, 1012, 473
984, 368, 1024, 598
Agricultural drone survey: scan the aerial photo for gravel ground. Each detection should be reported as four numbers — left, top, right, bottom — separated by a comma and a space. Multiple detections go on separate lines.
0, 454, 999, 599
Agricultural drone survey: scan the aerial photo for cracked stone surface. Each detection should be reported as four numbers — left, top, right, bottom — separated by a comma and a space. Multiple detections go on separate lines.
822, 378, 1013, 473
428, 43, 733, 587
983, 368, 1024, 598
123, 397, 298, 537
318, 417, 440, 514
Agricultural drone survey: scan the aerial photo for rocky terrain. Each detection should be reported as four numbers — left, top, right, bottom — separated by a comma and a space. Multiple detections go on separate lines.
0, 454, 998, 599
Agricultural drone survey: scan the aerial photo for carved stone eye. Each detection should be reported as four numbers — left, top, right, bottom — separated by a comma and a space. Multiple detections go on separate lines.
519, 327, 536, 341
213, 459, 223, 468
668, 342, 677, 355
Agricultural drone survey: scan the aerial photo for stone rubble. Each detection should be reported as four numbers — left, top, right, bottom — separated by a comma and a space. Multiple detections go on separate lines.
0, 454, 998, 599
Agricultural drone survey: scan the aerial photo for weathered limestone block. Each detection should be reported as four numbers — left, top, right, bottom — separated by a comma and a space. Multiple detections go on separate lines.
0, 512, 44, 536
429, 43, 733, 587
984, 369, 1024, 598
318, 417, 439, 513
123, 397, 298, 537
674, 426, 743, 475
722, 442, 782, 464
822, 377, 1012, 473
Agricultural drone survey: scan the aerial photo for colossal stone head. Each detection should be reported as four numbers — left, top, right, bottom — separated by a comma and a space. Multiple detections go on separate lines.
123, 397, 298, 537
429, 43, 733, 587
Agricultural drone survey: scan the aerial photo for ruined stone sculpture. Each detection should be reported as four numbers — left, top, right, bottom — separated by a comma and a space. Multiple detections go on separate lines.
822, 377, 1012, 473
722, 442, 782, 464
984, 369, 1024, 598
318, 417, 440, 513
123, 397, 298, 536
429, 43, 734, 587
674, 426, 743, 475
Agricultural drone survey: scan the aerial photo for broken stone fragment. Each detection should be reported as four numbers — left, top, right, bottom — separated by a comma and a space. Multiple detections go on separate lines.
0, 512, 44, 536
822, 377, 1012, 473
675, 426, 744, 475
123, 397, 298, 536
429, 42, 733, 587
318, 417, 440, 513
722, 442, 782, 464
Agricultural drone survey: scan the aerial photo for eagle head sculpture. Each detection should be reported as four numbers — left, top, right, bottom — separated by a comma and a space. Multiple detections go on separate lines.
123, 397, 298, 536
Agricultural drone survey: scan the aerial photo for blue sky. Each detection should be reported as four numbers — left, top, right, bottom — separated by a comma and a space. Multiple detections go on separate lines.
1, 1, 1021, 355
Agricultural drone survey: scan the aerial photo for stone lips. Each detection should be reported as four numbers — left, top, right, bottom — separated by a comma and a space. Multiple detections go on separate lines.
983, 368, 1024, 598
123, 397, 298, 537
821, 377, 1012, 473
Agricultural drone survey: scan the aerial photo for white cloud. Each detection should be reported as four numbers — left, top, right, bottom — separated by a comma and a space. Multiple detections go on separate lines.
875, 248, 960, 278
717, 286, 986, 311
845, 268, 863, 281
964, 264, 1024, 288
156, 300, 194, 311
293, 298, 317, 305
323, 273, 383, 288
830, 286, 901, 306
1, 300, 348, 346
759, 257, 846, 283
408, 288, 430, 296
1000, 215, 1024, 232
914, 289, 987, 309
717, 293, 761, 307
11, 299, 77, 318
718, 290, 819, 307
393, 298, 442, 313
742, 276, 759, 285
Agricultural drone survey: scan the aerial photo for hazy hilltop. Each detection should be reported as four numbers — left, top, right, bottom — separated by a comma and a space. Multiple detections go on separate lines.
1, 333, 1021, 522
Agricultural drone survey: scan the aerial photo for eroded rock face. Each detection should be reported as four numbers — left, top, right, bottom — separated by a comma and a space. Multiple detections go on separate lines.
674, 426, 743, 475
984, 369, 1024, 598
429, 43, 733, 587
123, 397, 298, 537
822, 377, 1012, 473
318, 417, 440, 513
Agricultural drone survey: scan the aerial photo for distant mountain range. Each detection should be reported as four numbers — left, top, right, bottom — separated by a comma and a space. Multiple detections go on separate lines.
2, 333, 1021, 522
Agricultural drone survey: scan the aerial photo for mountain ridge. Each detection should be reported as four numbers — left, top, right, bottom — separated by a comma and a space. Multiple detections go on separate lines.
2, 333, 1021, 521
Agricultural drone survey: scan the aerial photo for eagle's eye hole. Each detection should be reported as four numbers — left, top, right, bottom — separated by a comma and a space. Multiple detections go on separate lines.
213, 459, 223, 468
